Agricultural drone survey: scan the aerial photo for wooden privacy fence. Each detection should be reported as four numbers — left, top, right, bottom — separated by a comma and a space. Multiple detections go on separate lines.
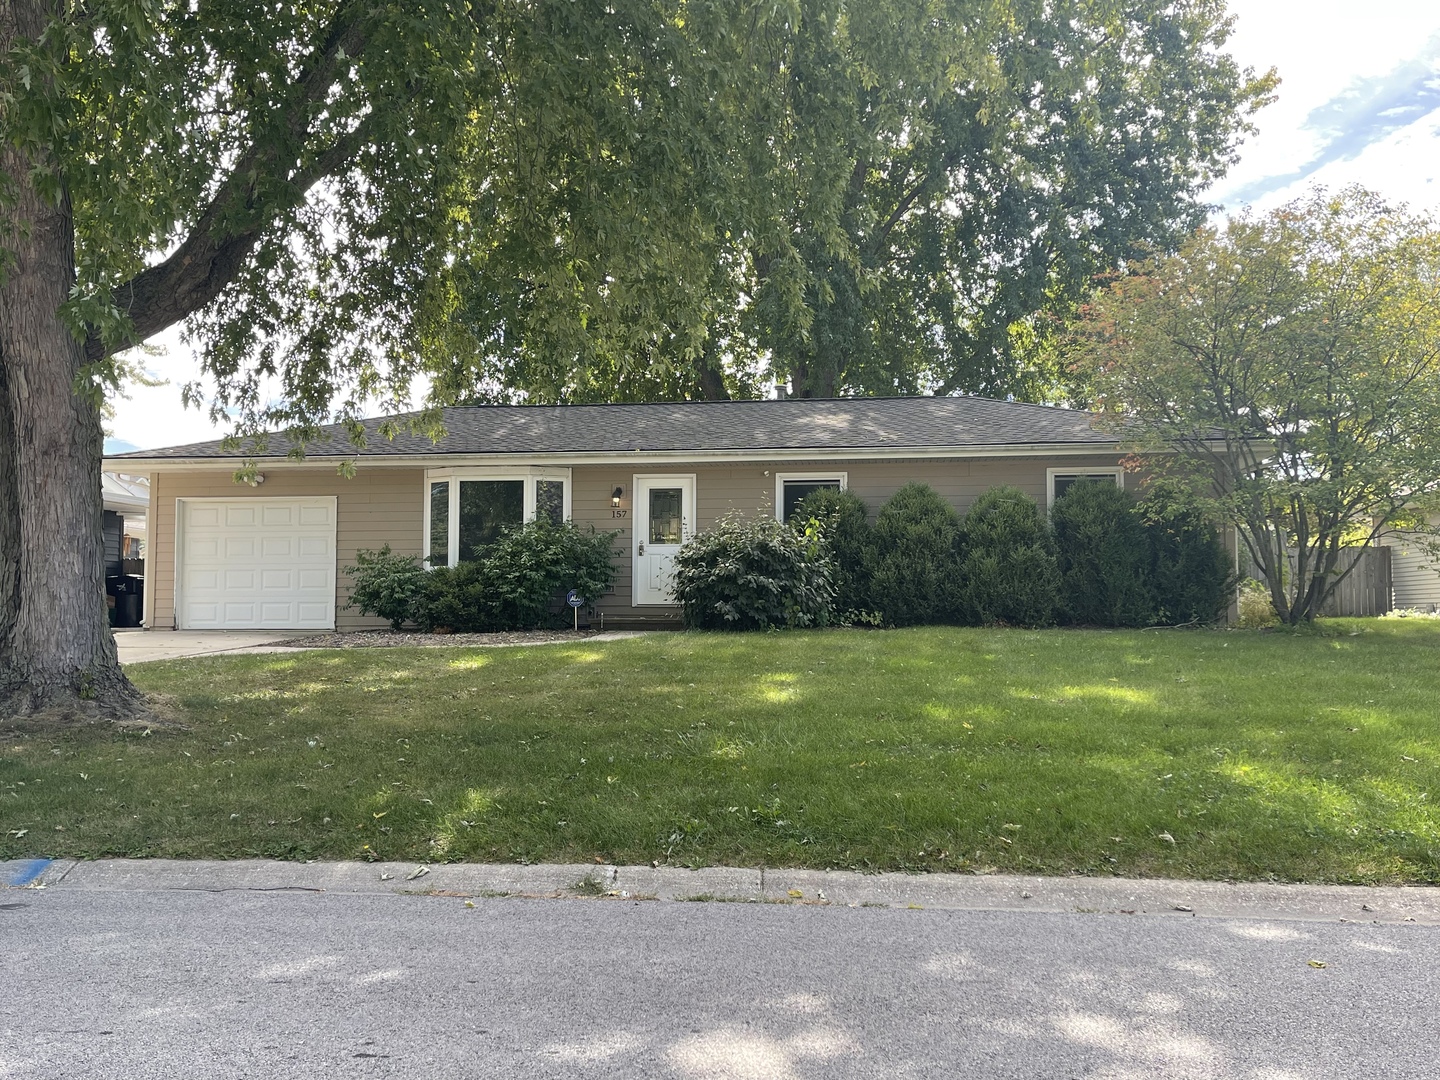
1241, 546, 1393, 617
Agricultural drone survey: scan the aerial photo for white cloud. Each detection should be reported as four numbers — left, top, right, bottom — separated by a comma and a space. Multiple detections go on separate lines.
1213, 0, 1440, 215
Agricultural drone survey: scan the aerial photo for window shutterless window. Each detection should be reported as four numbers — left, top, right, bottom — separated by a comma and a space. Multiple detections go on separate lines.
773, 472, 848, 522
422, 468, 572, 567
1046, 468, 1124, 509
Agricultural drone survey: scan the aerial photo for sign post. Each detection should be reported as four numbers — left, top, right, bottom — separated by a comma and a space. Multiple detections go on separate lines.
565, 589, 585, 632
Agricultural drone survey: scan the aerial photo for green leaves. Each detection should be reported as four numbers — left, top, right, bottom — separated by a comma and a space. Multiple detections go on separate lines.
1077, 186, 1440, 622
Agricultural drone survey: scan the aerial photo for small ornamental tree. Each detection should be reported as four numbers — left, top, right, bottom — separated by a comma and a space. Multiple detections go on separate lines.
1051, 480, 1156, 627
671, 512, 834, 631
1073, 188, 1440, 623
959, 487, 1060, 626
865, 483, 963, 626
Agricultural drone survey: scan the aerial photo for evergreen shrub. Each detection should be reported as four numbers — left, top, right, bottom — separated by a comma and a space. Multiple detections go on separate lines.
1051, 480, 1155, 626
794, 487, 873, 613
959, 487, 1060, 626
865, 483, 963, 626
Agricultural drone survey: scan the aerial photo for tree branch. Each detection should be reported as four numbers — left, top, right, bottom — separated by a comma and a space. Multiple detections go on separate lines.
84, 2, 371, 363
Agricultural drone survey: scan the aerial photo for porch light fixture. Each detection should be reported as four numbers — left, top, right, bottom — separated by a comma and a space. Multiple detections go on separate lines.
611, 486, 624, 507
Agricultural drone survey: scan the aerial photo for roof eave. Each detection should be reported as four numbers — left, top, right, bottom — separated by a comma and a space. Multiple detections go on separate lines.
103, 440, 1146, 472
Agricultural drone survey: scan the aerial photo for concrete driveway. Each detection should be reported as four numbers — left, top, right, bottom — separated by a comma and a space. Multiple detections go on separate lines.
113, 630, 315, 663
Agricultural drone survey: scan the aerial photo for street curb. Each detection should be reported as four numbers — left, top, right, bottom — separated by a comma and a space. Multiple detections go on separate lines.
5, 858, 1439, 924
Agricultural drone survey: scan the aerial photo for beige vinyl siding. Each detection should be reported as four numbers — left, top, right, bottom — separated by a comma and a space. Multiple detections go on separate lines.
149, 467, 423, 630
1384, 518, 1440, 612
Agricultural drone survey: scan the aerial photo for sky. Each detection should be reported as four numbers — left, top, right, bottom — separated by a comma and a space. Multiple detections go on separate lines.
103, 0, 1440, 454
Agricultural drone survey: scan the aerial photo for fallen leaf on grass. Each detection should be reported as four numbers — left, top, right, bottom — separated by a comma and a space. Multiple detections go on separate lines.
1157, 832, 1176, 844
6, 829, 26, 839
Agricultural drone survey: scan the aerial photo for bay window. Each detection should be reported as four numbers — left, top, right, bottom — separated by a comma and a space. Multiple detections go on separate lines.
423, 468, 572, 566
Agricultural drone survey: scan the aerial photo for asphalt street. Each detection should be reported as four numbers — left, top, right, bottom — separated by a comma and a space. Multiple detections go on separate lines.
2, 884, 1436, 1079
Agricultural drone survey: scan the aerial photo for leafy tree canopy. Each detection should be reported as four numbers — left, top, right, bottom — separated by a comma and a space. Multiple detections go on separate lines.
431, 0, 1276, 405
1072, 187, 1440, 623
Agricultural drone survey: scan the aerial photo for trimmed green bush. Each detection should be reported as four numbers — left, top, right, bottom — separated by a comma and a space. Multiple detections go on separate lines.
414, 520, 620, 632
671, 512, 835, 630
343, 546, 428, 630
959, 487, 1060, 626
794, 486, 872, 612
1052, 479, 1155, 627
865, 483, 963, 626
1144, 503, 1235, 625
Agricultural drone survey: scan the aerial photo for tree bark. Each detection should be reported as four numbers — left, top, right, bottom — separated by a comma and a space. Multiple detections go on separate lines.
0, 0, 142, 720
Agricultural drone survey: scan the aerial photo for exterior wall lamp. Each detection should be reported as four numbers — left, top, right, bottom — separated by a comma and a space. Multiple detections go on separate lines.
611, 486, 624, 507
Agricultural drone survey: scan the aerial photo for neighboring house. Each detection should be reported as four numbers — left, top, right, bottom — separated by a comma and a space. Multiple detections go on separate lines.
102, 472, 150, 570
1380, 519, 1440, 612
102, 396, 1137, 631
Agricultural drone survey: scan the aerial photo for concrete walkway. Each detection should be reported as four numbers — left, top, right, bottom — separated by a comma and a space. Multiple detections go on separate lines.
112, 630, 315, 663
7, 857, 1439, 924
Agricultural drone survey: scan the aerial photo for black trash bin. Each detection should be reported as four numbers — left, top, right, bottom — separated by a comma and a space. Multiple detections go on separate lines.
106, 574, 145, 628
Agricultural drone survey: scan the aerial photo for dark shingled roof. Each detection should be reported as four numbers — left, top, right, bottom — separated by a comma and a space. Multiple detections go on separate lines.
109, 396, 1115, 460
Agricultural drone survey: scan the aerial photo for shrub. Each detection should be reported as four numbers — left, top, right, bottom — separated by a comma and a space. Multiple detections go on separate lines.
414, 520, 620, 632
343, 546, 428, 630
1143, 503, 1235, 624
671, 511, 834, 630
1237, 578, 1279, 628
865, 483, 963, 625
794, 487, 872, 611
1051, 479, 1155, 627
959, 487, 1060, 626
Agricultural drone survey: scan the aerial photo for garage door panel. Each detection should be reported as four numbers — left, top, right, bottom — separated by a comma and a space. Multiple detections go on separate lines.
179, 498, 336, 630
225, 569, 256, 590
298, 569, 329, 590
223, 602, 256, 622
261, 569, 294, 590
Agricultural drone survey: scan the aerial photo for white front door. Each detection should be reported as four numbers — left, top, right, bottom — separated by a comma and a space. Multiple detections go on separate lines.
178, 498, 337, 629
633, 475, 696, 606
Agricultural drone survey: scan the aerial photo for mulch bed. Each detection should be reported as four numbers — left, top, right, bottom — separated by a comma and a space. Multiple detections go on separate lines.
270, 629, 614, 649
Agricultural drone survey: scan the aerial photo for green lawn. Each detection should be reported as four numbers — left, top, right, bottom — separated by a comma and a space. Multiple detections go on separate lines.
3, 621, 1439, 883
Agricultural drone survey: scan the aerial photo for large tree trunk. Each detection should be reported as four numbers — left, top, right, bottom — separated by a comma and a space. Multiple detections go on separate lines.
0, 0, 142, 721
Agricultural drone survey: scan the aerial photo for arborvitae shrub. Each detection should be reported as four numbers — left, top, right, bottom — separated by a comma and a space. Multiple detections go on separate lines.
959, 487, 1060, 626
865, 482, 963, 626
670, 512, 835, 630
1144, 503, 1235, 624
794, 487, 873, 612
1051, 480, 1156, 627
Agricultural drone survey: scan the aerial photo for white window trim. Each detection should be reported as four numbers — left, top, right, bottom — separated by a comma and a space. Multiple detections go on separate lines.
423, 466, 572, 567
1046, 467, 1123, 510
773, 471, 848, 522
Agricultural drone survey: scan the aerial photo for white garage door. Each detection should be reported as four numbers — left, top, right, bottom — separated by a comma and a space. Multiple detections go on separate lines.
178, 498, 337, 630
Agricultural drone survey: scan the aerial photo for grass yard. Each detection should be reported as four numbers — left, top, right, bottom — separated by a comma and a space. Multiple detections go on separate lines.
3, 621, 1439, 884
